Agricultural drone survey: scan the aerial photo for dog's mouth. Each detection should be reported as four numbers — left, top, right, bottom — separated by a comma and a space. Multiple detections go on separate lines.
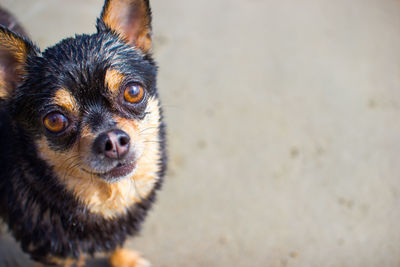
101, 161, 137, 181
81, 160, 137, 183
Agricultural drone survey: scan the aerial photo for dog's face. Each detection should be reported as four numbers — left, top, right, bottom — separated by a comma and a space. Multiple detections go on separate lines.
16, 0, 159, 184
0, 0, 164, 217
18, 33, 158, 184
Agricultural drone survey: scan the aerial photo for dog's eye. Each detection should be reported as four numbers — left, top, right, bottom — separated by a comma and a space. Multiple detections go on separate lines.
43, 112, 68, 133
124, 84, 144, 104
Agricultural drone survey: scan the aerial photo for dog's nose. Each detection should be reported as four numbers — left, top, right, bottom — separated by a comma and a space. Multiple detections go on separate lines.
93, 129, 130, 159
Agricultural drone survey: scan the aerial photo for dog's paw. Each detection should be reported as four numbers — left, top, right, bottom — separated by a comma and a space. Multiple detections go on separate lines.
109, 249, 151, 267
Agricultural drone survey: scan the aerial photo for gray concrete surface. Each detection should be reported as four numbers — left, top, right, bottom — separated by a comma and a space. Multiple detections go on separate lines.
1, 0, 400, 266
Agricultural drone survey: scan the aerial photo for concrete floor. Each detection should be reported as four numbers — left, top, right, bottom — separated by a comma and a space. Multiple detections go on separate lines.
1, 0, 400, 266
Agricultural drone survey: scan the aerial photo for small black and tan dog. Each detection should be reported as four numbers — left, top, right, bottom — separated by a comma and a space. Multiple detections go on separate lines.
0, 0, 166, 266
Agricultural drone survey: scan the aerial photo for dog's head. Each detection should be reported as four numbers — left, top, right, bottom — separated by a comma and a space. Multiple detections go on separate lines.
0, 0, 165, 217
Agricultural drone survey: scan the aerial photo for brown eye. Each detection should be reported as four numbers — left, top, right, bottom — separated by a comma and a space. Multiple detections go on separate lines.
124, 84, 144, 104
43, 112, 68, 133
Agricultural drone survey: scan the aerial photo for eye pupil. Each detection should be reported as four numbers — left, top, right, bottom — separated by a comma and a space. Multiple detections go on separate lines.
129, 86, 139, 96
49, 116, 58, 124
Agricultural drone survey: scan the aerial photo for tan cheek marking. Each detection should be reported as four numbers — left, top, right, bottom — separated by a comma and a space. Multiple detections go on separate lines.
53, 88, 79, 116
128, 97, 162, 197
105, 69, 125, 95
35, 138, 81, 182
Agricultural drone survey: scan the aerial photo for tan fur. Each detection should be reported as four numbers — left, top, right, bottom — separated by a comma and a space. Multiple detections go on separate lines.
53, 88, 79, 115
110, 248, 150, 267
0, 30, 29, 97
0, 31, 28, 64
102, 0, 152, 53
35, 138, 80, 183
105, 68, 125, 95
0, 75, 7, 98
47, 254, 85, 267
35, 97, 162, 219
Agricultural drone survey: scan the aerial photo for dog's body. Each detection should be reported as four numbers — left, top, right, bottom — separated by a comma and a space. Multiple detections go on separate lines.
0, 0, 166, 266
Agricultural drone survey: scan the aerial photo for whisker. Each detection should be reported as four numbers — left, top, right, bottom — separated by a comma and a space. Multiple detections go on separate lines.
62, 160, 82, 181
139, 127, 159, 134
58, 155, 82, 180
160, 104, 181, 110
143, 140, 163, 144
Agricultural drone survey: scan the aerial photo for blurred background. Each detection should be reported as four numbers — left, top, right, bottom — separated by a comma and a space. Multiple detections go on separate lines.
1, 0, 400, 266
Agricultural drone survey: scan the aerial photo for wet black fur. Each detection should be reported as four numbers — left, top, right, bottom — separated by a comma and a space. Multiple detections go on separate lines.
0, 2, 166, 264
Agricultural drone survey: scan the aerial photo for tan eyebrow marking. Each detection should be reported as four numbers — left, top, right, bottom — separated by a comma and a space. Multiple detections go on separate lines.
105, 69, 125, 95
53, 88, 79, 115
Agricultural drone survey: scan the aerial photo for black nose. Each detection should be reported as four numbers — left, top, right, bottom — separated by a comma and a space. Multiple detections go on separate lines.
92, 129, 130, 159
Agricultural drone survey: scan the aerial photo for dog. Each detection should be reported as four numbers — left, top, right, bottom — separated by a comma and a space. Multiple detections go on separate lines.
0, 0, 166, 266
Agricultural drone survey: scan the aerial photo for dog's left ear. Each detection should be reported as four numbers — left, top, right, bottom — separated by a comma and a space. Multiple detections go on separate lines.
98, 0, 152, 54
0, 26, 37, 99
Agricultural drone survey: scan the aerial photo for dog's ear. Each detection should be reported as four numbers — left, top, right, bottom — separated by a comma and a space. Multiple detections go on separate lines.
0, 27, 36, 98
98, 0, 152, 54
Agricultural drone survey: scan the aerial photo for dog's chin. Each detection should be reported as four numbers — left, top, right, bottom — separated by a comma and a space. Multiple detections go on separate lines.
99, 162, 137, 184
82, 161, 137, 184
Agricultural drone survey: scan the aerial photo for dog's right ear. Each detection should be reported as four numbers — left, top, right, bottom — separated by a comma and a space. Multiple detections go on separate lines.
97, 0, 153, 54
0, 26, 37, 99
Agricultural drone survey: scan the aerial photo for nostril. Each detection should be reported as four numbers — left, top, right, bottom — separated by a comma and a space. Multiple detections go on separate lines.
105, 140, 113, 151
119, 136, 129, 147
